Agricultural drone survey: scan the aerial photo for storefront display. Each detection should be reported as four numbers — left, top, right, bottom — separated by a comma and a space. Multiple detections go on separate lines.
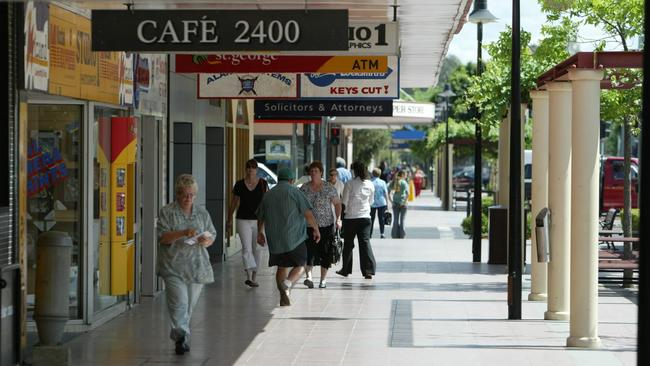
26, 104, 83, 319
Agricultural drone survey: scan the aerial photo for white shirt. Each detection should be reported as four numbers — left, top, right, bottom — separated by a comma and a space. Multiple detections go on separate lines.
342, 177, 375, 219
332, 179, 344, 197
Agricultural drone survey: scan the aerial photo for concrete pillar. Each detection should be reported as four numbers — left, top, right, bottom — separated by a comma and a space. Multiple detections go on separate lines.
497, 112, 510, 207
528, 90, 549, 301
567, 69, 603, 348
545, 81, 572, 321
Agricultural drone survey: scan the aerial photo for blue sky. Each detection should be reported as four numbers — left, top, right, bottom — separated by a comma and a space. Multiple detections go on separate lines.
447, 0, 627, 64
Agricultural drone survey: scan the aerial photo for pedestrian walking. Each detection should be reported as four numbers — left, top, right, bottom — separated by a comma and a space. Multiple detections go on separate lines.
300, 161, 342, 289
337, 161, 376, 279
389, 171, 409, 238
157, 174, 215, 355
256, 168, 320, 306
227, 159, 269, 288
370, 168, 389, 239
328, 167, 345, 197
336, 157, 352, 184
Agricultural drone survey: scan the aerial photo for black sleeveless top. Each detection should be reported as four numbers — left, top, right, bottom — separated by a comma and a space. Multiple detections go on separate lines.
233, 179, 268, 220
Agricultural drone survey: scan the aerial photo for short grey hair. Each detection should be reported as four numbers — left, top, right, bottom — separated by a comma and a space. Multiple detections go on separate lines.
175, 174, 198, 196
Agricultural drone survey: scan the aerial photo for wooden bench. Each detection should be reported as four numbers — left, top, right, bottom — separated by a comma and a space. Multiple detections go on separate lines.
597, 236, 640, 284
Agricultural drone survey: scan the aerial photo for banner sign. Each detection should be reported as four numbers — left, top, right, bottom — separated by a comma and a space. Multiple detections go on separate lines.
92, 10, 348, 52
175, 54, 387, 73
254, 99, 393, 118
300, 56, 399, 99
198, 73, 298, 99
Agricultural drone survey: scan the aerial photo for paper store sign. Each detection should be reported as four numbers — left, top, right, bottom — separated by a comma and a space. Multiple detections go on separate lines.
198, 73, 298, 99
300, 56, 398, 99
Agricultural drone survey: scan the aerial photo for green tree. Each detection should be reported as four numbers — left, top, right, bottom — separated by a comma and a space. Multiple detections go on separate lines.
540, 0, 643, 241
352, 129, 391, 166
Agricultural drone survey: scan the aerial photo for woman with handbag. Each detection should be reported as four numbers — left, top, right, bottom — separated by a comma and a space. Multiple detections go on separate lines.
299, 161, 342, 289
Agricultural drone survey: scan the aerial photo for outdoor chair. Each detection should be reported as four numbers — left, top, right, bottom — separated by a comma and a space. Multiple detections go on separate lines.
599, 208, 619, 250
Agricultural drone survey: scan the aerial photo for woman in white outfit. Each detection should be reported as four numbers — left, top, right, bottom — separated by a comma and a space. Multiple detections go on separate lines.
227, 159, 269, 287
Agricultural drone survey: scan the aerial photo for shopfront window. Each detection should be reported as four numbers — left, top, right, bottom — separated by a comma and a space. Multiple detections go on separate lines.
93, 107, 128, 314
27, 104, 83, 320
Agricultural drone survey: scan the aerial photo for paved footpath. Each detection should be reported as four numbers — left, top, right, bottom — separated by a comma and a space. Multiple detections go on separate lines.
64, 191, 637, 366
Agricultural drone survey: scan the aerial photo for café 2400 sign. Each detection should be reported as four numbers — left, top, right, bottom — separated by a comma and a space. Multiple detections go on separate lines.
92, 10, 348, 52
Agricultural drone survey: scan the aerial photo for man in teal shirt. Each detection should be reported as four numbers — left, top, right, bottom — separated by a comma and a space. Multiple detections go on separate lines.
257, 167, 320, 306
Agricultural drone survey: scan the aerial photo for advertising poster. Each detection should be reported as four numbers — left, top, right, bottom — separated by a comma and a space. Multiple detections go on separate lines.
24, 1, 49, 91
198, 73, 298, 99
48, 5, 80, 98
300, 56, 399, 99
119, 53, 134, 105
134, 54, 168, 117
265, 140, 291, 162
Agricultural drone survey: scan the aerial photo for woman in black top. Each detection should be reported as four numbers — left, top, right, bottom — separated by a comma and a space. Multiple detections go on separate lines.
227, 159, 268, 287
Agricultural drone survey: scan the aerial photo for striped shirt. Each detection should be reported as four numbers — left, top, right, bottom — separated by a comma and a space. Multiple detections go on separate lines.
256, 181, 313, 254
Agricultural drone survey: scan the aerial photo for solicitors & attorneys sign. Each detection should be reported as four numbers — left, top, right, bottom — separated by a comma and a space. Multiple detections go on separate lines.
254, 99, 393, 118
92, 10, 348, 52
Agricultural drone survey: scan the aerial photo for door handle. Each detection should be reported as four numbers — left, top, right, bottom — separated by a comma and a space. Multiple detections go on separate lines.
0, 278, 6, 289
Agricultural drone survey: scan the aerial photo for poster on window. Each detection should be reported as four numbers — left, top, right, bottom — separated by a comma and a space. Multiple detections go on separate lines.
198, 73, 298, 99
265, 140, 291, 162
24, 1, 49, 91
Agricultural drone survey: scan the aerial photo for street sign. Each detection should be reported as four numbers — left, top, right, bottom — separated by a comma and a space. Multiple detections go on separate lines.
92, 10, 348, 52
175, 54, 388, 73
198, 73, 298, 99
254, 99, 393, 118
300, 56, 399, 99
393, 102, 435, 119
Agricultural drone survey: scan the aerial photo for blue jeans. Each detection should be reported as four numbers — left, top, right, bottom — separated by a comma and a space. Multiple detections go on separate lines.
391, 204, 407, 238
370, 205, 387, 237
163, 275, 204, 342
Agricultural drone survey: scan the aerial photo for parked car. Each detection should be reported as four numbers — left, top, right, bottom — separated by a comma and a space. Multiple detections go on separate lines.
256, 162, 278, 189
452, 166, 490, 190
600, 156, 639, 211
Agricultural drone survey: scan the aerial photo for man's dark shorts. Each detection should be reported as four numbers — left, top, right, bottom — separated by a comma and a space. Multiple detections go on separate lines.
269, 242, 307, 268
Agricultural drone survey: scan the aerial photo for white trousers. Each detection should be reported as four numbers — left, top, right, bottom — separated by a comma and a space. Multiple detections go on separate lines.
163, 275, 204, 342
237, 219, 262, 271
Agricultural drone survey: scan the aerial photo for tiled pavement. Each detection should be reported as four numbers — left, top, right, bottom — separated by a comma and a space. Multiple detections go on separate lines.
63, 191, 638, 366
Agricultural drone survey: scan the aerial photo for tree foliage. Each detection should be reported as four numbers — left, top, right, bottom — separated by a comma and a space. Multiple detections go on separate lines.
352, 129, 391, 166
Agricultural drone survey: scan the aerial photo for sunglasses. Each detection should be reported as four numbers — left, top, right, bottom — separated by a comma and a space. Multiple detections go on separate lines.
246, 165, 257, 169
329, 173, 337, 176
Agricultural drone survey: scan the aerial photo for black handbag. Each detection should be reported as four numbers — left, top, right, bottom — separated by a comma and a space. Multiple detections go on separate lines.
330, 230, 343, 264
384, 211, 392, 226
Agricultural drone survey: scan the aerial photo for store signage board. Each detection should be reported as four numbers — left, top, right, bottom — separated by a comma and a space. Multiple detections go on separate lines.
175, 54, 388, 73
254, 99, 393, 117
300, 56, 399, 99
91, 10, 348, 52
198, 73, 298, 99
392, 102, 435, 119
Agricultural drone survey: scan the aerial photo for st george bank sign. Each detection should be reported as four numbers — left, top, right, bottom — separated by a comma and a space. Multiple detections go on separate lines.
92, 10, 348, 52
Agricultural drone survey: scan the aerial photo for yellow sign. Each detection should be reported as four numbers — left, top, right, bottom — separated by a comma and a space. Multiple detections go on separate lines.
48, 4, 129, 105
318, 56, 388, 73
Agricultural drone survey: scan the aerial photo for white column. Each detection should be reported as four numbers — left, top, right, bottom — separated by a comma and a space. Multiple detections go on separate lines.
528, 90, 549, 301
544, 81, 572, 321
567, 69, 604, 348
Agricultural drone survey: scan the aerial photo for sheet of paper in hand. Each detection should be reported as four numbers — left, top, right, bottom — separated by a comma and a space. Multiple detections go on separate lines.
185, 231, 212, 246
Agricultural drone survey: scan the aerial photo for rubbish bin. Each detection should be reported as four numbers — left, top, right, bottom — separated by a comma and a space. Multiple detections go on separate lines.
535, 208, 550, 263
488, 206, 508, 264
